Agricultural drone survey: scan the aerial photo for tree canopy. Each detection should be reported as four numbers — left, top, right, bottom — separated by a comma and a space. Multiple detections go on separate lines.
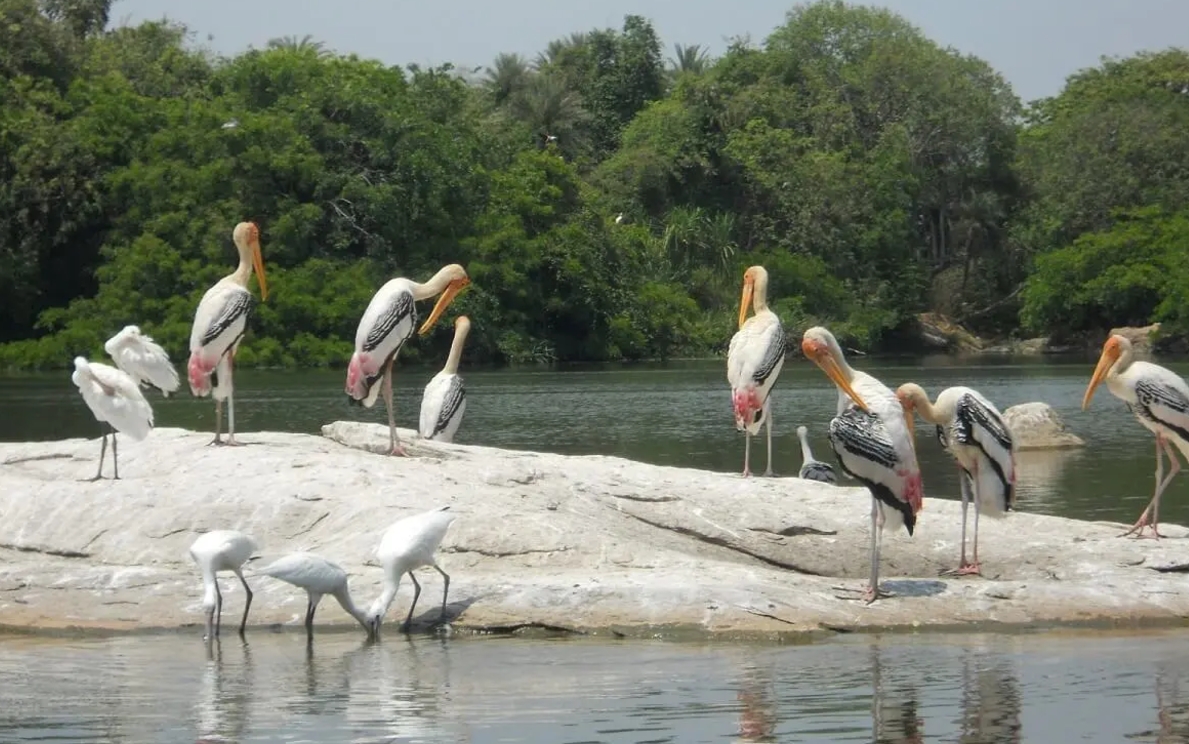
1, 0, 1186, 370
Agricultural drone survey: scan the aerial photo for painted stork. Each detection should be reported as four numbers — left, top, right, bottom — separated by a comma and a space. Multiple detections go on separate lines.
896, 383, 1015, 575
189, 529, 258, 640
104, 325, 181, 396
187, 222, 269, 446
365, 506, 456, 637
345, 264, 469, 456
1083, 334, 1189, 538
801, 326, 924, 603
419, 315, 471, 443
255, 552, 370, 636
727, 265, 786, 477
71, 356, 154, 481
796, 425, 838, 484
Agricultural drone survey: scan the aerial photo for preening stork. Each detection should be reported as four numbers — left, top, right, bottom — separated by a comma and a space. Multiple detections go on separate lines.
419, 315, 471, 443
71, 356, 154, 481
255, 552, 370, 636
727, 265, 786, 477
364, 506, 456, 637
897, 383, 1015, 575
187, 222, 269, 446
796, 425, 838, 484
1083, 334, 1189, 538
801, 326, 924, 603
104, 325, 181, 396
346, 264, 470, 456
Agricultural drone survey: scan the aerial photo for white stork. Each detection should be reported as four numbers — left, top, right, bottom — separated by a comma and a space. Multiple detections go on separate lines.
896, 383, 1015, 575
801, 326, 924, 603
1083, 334, 1189, 538
187, 222, 269, 446
71, 356, 154, 481
346, 264, 469, 456
104, 325, 181, 396
796, 425, 838, 484
419, 315, 471, 443
727, 265, 786, 477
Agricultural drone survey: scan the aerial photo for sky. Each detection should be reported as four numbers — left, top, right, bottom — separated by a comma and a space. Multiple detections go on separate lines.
110, 0, 1188, 103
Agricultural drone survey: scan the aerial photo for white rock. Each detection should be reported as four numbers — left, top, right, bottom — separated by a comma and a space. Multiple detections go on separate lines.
1002, 402, 1086, 450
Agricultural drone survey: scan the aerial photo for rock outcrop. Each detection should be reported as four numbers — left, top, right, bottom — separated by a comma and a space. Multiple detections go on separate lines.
0, 421, 1183, 639
1109, 324, 1160, 356
1002, 402, 1086, 450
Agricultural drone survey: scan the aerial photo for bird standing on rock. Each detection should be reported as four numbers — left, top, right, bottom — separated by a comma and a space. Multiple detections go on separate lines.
365, 506, 457, 637
419, 315, 471, 443
255, 552, 371, 636
189, 530, 258, 640
104, 325, 181, 397
727, 265, 786, 477
71, 356, 154, 481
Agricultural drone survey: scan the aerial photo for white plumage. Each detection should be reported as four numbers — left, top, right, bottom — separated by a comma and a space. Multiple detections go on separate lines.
189, 529, 258, 640
104, 325, 180, 396
71, 356, 154, 480
1083, 334, 1189, 538
255, 552, 370, 634
364, 506, 457, 636
726, 265, 786, 477
419, 315, 471, 443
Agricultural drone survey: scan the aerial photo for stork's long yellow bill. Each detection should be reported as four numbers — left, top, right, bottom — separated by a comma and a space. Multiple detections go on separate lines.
802, 339, 869, 413
251, 236, 268, 302
418, 277, 470, 335
1082, 340, 1121, 410
737, 278, 754, 330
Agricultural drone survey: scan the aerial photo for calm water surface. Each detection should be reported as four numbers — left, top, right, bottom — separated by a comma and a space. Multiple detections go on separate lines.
3, 629, 1189, 742
0, 355, 1184, 527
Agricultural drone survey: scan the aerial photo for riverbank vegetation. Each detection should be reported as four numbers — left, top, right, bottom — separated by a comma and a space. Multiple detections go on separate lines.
2, 0, 1187, 369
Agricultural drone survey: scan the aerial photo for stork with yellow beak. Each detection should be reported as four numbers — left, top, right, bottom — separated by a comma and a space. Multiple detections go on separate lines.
801, 326, 924, 603
346, 264, 470, 456
188, 221, 269, 446
1083, 334, 1189, 538
726, 265, 786, 477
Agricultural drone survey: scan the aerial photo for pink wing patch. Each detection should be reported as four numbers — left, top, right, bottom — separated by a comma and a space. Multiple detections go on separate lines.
345, 352, 374, 399
187, 351, 215, 396
732, 386, 762, 427
899, 469, 924, 514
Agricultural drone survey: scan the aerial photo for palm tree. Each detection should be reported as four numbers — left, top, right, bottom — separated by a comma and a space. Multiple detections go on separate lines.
266, 35, 329, 57
483, 53, 530, 107
507, 73, 590, 153
669, 43, 710, 75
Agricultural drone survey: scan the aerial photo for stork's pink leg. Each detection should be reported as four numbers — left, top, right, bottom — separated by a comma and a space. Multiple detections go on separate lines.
1121, 434, 1176, 539
224, 349, 243, 447
382, 357, 408, 457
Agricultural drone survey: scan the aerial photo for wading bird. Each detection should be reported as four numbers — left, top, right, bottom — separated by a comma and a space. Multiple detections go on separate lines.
1083, 334, 1189, 538
727, 265, 786, 477
346, 265, 470, 456
801, 326, 923, 603
104, 325, 181, 396
71, 356, 153, 480
419, 315, 471, 443
365, 506, 457, 637
255, 552, 370, 636
796, 425, 838, 484
189, 529, 257, 640
896, 383, 1014, 575
187, 222, 269, 446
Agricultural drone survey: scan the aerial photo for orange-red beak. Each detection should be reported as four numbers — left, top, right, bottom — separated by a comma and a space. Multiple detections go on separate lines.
802, 338, 868, 412
419, 277, 470, 335
250, 228, 268, 301
738, 276, 755, 330
1082, 339, 1121, 410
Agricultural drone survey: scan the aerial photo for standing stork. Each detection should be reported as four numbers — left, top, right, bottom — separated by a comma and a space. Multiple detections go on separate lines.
896, 383, 1015, 575
801, 326, 924, 603
187, 222, 269, 446
419, 315, 471, 443
1083, 334, 1189, 538
71, 356, 154, 481
727, 265, 786, 477
104, 325, 181, 396
346, 264, 469, 456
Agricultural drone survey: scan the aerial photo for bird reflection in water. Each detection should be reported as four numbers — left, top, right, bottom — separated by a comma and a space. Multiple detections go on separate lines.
734, 664, 777, 742
194, 638, 253, 744
1149, 667, 1189, 743
344, 634, 460, 742
870, 645, 924, 744
956, 651, 1021, 743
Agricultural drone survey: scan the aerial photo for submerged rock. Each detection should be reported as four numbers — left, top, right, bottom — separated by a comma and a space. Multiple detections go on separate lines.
1002, 402, 1086, 450
0, 421, 1182, 639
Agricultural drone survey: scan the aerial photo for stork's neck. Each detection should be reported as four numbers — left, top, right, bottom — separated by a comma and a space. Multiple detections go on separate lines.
752, 276, 770, 314
1110, 344, 1135, 380
332, 585, 370, 629
909, 390, 945, 425
411, 267, 457, 301
229, 238, 253, 288
443, 324, 470, 375
797, 430, 814, 463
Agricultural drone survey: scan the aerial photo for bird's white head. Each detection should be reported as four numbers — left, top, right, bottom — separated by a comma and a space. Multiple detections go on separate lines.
232, 221, 268, 302
1083, 334, 1130, 410
418, 264, 470, 336
363, 596, 388, 639
796, 425, 808, 437
737, 265, 769, 329
801, 327, 868, 412
894, 383, 930, 444
72, 356, 89, 373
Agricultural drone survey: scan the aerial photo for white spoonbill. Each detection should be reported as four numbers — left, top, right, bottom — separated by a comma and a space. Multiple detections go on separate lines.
419, 315, 471, 443
189, 529, 258, 639
1083, 334, 1189, 538
801, 326, 924, 603
187, 221, 269, 446
727, 265, 786, 477
255, 552, 370, 635
796, 425, 837, 484
103, 325, 180, 396
71, 356, 153, 480
346, 264, 470, 456
896, 383, 1015, 575
365, 506, 457, 637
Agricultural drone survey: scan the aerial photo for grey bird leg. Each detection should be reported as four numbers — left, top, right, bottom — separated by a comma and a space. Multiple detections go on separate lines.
401, 571, 422, 632
214, 581, 223, 638
434, 564, 451, 622
305, 596, 316, 632
942, 469, 980, 576
833, 497, 892, 602
1122, 434, 1178, 539
763, 397, 775, 477
382, 357, 409, 457
209, 398, 223, 446
234, 569, 252, 636
111, 429, 119, 480
87, 429, 108, 481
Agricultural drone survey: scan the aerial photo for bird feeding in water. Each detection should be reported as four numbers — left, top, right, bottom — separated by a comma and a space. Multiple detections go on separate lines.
796, 425, 837, 484
346, 264, 470, 456
802, 326, 924, 603
103, 325, 181, 397
1083, 334, 1189, 539
419, 315, 471, 443
189, 529, 258, 640
255, 552, 371, 636
897, 383, 1015, 575
364, 506, 457, 637
727, 265, 786, 477
71, 356, 155, 481
187, 221, 269, 446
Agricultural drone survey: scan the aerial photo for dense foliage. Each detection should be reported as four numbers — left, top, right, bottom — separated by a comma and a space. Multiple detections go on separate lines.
1, 0, 1187, 369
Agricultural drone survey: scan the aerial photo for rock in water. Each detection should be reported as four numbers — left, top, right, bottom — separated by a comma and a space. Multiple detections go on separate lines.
1002, 402, 1086, 450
